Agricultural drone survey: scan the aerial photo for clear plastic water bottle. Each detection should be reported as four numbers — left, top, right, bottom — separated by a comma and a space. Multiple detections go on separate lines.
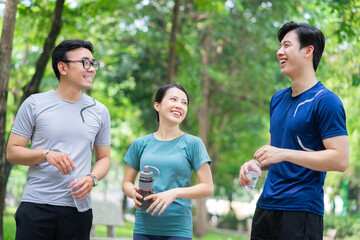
138, 165, 160, 210
243, 159, 262, 191
70, 170, 90, 212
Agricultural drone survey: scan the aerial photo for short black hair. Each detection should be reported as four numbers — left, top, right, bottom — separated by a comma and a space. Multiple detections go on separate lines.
278, 22, 325, 71
51, 39, 94, 80
154, 84, 189, 122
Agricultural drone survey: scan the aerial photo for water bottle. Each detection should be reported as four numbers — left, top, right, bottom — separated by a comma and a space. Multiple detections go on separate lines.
70, 169, 90, 212
138, 165, 160, 210
243, 159, 262, 191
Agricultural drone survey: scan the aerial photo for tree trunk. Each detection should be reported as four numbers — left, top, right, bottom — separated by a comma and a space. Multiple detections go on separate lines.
20, 0, 65, 104
0, 1, 18, 239
5, 0, 64, 184
1, 2, 65, 238
165, 0, 180, 84
194, 31, 211, 238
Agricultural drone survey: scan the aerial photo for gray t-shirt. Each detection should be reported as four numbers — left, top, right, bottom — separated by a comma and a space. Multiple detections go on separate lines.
11, 89, 111, 207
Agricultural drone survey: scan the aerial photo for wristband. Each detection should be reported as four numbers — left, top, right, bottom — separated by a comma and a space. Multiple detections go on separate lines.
45, 149, 51, 161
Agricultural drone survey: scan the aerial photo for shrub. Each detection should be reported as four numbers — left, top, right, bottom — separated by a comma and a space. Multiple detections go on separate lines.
217, 211, 239, 230
324, 214, 360, 238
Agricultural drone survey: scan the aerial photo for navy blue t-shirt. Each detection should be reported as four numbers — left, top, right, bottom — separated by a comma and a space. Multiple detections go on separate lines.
257, 81, 347, 216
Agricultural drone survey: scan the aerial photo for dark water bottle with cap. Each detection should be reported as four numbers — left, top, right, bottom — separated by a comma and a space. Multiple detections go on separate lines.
138, 165, 160, 210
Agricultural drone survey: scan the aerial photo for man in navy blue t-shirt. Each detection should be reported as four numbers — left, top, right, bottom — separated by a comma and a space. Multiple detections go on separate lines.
239, 22, 349, 239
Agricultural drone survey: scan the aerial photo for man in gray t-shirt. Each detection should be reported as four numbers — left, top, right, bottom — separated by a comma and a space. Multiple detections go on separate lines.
7, 39, 111, 240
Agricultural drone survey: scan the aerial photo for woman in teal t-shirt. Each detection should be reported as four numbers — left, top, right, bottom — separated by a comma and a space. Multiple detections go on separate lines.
122, 84, 214, 240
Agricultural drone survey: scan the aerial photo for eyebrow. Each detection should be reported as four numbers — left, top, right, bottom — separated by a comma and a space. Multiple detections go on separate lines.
169, 95, 187, 101
80, 57, 95, 61
279, 40, 292, 46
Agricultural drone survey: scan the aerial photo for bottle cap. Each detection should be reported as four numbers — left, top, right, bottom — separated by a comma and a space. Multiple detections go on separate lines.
140, 165, 153, 179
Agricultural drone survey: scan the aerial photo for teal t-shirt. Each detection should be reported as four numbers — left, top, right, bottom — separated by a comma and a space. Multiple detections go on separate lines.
124, 133, 211, 238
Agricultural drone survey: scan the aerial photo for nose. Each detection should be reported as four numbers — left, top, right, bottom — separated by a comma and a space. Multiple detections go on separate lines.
89, 64, 96, 71
174, 99, 185, 109
277, 46, 284, 57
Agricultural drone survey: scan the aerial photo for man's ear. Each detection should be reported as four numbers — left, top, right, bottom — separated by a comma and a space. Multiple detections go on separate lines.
57, 61, 68, 76
305, 45, 314, 58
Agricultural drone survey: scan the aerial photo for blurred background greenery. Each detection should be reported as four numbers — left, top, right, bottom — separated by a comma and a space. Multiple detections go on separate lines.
1, 0, 360, 239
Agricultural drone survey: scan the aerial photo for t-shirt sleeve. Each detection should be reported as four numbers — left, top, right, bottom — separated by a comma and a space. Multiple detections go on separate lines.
94, 107, 111, 146
316, 93, 347, 140
124, 138, 145, 171
269, 95, 276, 117
187, 136, 211, 172
269, 89, 286, 135
11, 96, 36, 138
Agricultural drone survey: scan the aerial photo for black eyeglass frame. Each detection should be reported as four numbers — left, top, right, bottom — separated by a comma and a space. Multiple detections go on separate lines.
62, 59, 99, 70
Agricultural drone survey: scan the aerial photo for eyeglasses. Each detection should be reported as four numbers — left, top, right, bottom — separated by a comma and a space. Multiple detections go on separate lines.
62, 59, 99, 70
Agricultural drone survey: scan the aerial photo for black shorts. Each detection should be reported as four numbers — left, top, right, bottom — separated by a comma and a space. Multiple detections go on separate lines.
251, 207, 323, 240
14, 202, 93, 240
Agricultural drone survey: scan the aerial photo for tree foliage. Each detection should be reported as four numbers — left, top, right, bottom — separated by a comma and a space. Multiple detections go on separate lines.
1, 0, 360, 237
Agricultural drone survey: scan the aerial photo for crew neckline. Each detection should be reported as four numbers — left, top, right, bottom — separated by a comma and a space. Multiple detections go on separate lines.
152, 132, 186, 142
290, 81, 321, 99
51, 89, 85, 104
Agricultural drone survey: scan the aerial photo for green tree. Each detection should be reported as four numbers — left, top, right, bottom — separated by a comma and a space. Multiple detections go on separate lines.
2, 1, 360, 238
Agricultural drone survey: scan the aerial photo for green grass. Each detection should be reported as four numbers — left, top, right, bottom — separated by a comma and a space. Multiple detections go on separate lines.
94, 221, 246, 240
194, 230, 247, 240
95, 221, 134, 238
96, 223, 246, 239
4, 214, 16, 240
4, 214, 246, 240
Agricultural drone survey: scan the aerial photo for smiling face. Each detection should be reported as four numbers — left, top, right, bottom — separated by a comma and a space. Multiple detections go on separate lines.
154, 87, 188, 126
277, 30, 308, 79
58, 47, 96, 90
